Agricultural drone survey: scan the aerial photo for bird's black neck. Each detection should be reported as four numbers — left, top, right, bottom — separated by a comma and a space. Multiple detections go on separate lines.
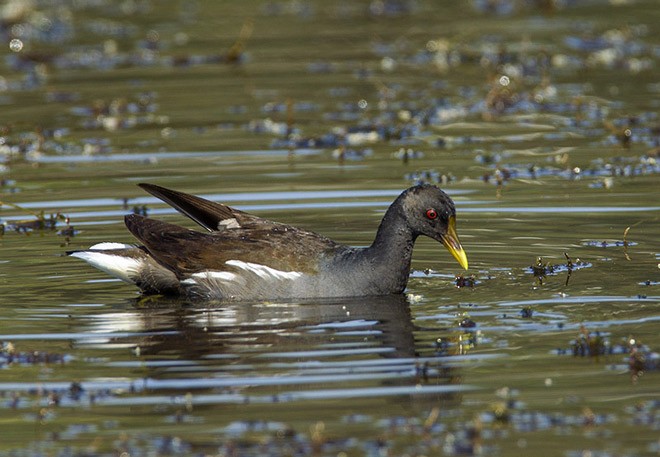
361, 202, 418, 293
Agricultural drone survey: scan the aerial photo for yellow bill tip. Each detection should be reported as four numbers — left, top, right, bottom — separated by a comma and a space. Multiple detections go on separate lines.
441, 215, 468, 270
451, 246, 469, 270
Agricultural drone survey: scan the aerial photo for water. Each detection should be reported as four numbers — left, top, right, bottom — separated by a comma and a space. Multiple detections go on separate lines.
1, 1, 659, 456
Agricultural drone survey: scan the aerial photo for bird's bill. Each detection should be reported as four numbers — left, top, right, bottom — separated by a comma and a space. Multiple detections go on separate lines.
441, 215, 468, 270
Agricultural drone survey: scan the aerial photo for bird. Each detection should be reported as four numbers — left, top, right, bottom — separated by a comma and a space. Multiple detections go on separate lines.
68, 183, 468, 301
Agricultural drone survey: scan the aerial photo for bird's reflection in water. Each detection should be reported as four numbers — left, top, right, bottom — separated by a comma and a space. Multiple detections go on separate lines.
83, 295, 465, 403
95, 295, 417, 359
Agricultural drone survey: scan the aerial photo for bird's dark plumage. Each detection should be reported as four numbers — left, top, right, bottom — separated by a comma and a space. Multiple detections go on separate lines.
68, 183, 468, 301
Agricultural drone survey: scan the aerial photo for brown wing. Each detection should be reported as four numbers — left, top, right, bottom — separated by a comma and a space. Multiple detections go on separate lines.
124, 214, 341, 277
138, 183, 265, 232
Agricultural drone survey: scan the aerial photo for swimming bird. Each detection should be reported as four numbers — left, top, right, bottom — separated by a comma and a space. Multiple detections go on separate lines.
68, 183, 468, 301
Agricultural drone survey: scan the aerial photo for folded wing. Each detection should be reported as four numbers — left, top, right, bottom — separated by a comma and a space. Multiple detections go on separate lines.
139, 183, 263, 232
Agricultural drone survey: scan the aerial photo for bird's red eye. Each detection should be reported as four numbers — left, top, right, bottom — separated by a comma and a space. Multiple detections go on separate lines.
426, 209, 438, 220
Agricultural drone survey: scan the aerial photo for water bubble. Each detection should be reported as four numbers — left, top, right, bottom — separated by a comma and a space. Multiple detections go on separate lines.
9, 39, 23, 53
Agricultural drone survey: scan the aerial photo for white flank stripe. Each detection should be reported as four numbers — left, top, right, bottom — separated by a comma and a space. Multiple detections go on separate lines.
69, 251, 141, 284
89, 242, 134, 250
225, 260, 302, 280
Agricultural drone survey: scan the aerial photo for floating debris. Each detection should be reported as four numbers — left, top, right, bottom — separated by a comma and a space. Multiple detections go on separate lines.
457, 314, 477, 328
56, 216, 77, 246
520, 306, 534, 318
1, 341, 72, 367
527, 253, 591, 285
530, 257, 554, 285
1, 212, 68, 235
571, 324, 610, 358
434, 332, 479, 356
554, 328, 659, 381
455, 274, 477, 288
627, 337, 659, 383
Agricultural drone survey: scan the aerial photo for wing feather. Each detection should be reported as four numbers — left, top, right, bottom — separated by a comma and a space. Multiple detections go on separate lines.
124, 214, 339, 277
138, 183, 262, 232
